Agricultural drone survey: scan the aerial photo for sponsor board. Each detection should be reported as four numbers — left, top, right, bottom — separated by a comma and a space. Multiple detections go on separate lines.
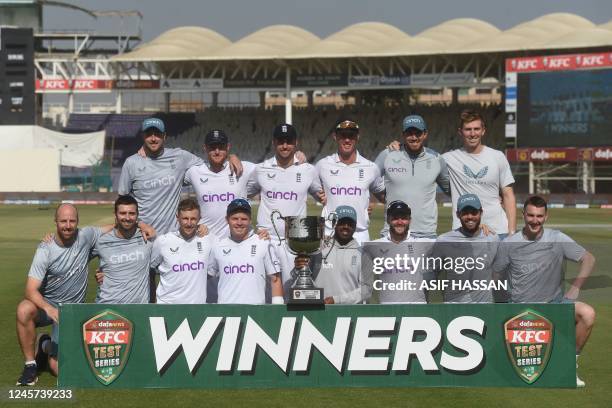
36, 79, 113, 91
59, 304, 575, 389
507, 147, 612, 163
160, 78, 223, 90
506, 52, 612, 73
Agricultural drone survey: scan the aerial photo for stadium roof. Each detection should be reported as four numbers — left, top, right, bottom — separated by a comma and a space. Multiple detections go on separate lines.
112, 13, 612, 62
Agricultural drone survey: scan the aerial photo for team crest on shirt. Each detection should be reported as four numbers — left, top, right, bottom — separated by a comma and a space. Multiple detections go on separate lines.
229, 174, 235, 185
223, 249, 232, 255
251, 245, 257, 255
197, 242, 203, 253
169, 247, 179, 253
426, 159, 432, 170
358, 169, 364, 180
330, 169, 340, 176
199, 177, 208, 184
463, 165, 488, 179
351, 255, 358, 266
170, 160, 176, 170
267, 173, 276, 179
296, 173, 302, 183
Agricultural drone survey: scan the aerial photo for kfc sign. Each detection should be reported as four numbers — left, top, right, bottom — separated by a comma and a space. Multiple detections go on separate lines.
36, 79, 112, 91
507, 52, 612, 73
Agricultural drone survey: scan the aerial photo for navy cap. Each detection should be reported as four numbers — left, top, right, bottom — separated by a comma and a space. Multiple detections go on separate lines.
457, 194, 482, 212
273, 124, 297, 140
142, 118, 165, 133
226, 198, 251, 216
335, 205, 357, 223
402, 115, 427, 132
205, 129, 229, 145
386, 200, 411, 217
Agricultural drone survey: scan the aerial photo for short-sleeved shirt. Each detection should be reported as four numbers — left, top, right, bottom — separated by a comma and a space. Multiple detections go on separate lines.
248, 155, 321, 238
492, 228, 586, 303
94, 229, 153, 304
185, 161, 256, 238
208, 233, 281, 304
367, 233, 435, 304
375, 147, 449, 237
28, 227, 101, 305
151, 231, 215, 304
433, 229, 500, 303
316, 152, 384, 233
118, 148, 203, 234
443, 146, 515, 233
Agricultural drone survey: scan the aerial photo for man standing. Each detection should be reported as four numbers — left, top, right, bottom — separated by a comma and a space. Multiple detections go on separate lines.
151, 198, 215, 304
184, 129, 257, 238
95, 195, 153, 304
208, 199, 283, 305
375, 115, 450, 238
292, 205, 363, 304
433, 194, 500, 303
316, 119, 385, 243
493, 196, 596, 387
248, 124, 322, 282
442, 110, 516, 237
16, 204, 102, 385
369, 201, 434, 304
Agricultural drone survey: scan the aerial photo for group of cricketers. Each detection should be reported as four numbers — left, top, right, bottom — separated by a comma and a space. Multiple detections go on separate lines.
16, 111, 596, 388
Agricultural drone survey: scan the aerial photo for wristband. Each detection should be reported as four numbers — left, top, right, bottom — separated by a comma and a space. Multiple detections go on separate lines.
271, 296, 284, 305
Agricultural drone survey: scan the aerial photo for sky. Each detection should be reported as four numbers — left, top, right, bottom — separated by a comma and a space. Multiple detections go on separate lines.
42, 0, 612, 42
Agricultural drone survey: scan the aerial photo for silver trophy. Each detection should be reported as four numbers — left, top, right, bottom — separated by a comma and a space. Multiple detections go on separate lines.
271, 210, 337, 304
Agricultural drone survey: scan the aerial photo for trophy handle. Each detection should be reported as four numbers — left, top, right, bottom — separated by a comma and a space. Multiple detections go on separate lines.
270, 210, 284, 246
326, 211, 338, 240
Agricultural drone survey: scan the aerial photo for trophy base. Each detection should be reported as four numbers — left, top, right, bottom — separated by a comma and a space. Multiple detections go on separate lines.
289, 288, 324, 304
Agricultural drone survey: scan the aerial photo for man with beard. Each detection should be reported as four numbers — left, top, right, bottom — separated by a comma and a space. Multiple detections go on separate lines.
208, 199, 283, 305
492, 195, 596, 387
150, 198, 215, 304
248, 124, 323, 284
94, 195, 153, 304
375, 115, 450, 238
184, 129, 257, 238
368, 201, 435, 304
432, 194, 500, 303
16, 204, 105, 385
316, 119, 385, 243
292, 206, 363, 304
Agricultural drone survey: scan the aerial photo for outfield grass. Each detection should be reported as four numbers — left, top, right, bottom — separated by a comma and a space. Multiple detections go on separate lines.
1, 204, 611, 407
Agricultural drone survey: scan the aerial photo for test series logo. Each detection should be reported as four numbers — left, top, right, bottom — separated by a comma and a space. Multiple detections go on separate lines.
82, 310, 134, 385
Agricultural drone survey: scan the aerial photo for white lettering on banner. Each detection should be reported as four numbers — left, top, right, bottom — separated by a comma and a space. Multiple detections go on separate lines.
148, 315, 487, 375
237, 316, 296, 373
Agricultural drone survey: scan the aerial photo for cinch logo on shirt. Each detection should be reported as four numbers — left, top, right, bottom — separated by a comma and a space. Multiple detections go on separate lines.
387, 167, 408, 173
202, 192, 235, 203
109, 251, 145, 264
266, 191, 298, 200
223, 263, 255, 274
330, 186, 362, 196
172, 261, 205, 272
144, 175, 177, 189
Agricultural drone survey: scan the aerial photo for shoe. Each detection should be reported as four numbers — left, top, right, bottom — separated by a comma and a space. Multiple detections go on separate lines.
576, 375, 585, 388
16, 363, 38, 386
35, 333, 50, 372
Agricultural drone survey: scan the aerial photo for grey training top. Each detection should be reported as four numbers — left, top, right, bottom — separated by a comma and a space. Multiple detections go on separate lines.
118, 147, 202, 234
492, 228, 586, 303
93, 229, 153, 304
288, 238, 363, 304
375, 147, 450, 238
433, 229, 500, 303
28, 227, 101, 305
